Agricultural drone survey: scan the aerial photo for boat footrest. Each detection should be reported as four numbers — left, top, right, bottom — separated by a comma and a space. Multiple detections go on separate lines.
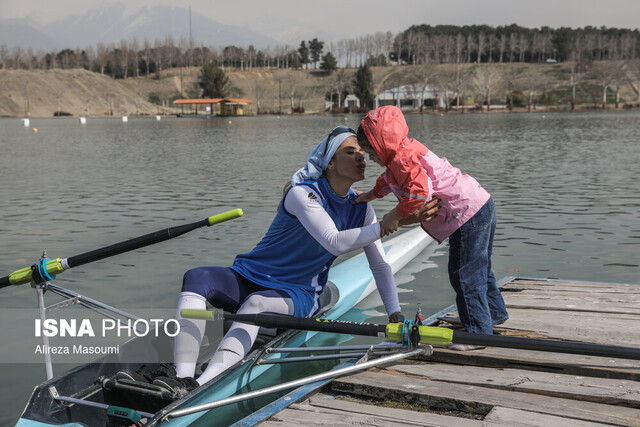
102, 377, 176, 414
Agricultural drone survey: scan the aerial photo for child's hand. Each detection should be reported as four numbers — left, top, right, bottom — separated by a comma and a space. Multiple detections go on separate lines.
354, 189, 376, 204
399, 195, 441, 226
380, 209, 402, 237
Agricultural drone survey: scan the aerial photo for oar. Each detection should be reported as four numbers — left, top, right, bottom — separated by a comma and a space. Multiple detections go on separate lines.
0, 209, 243, 289
181, 310, 640, 361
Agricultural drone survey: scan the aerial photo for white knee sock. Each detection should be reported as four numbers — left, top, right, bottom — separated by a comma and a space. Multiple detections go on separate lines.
196, 322, 260, 385
173, 292, 207, 378
196, 291, 294, 385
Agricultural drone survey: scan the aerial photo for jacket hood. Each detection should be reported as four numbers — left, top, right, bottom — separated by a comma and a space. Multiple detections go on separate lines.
360, 105, 409, 165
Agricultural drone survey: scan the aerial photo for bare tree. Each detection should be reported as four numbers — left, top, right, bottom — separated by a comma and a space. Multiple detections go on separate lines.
95, 43, 109, 74
477, 32, 486, 63
472, 64, 503, 111
0, 45, 8, 69
130, 38, 140, 77
334, 68, 350, 112
626, 59, 640, 104
498, 34, 507, 63
413, 61, 438, 112
591, 61, 621, 109
508, 33, 517, 62
522, 68, 539, 112
569, 56, 590, 110
141, 39, 152, 76
438, 63, 471, 111
118, 39, 130, 78
466, 34, 475, 63
153, 38, 164, 77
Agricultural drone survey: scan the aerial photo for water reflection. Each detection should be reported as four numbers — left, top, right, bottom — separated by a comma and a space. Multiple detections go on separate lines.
0, 111, 639, 424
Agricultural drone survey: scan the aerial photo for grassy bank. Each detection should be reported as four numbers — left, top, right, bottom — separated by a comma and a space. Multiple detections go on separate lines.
2, 62, 638, 118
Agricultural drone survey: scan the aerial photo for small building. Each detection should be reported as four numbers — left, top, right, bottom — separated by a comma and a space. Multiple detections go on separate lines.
343, 94, 360, 110
374, 85, 451, 110
220, 98, 254, 116
325, 94, 360, 112
173, 98, 254, 116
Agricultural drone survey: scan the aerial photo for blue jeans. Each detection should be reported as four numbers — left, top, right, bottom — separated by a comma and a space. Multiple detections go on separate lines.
448, 198, 508, 334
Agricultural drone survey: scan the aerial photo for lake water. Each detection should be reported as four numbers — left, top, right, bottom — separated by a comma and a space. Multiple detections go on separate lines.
1, 111, 639, 425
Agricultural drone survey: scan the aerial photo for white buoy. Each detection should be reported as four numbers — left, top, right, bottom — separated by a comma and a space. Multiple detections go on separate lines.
79, 117, 87, 124
21, 118, 30, 127
122, 116, 128, 122
156, 115, 161, 121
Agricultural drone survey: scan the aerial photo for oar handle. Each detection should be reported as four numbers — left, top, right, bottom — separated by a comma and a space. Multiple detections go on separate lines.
0, 209, 244, 289
208, 209, 243, 226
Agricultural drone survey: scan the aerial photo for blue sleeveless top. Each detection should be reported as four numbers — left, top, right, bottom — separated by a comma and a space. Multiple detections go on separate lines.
231, 178, 368, 317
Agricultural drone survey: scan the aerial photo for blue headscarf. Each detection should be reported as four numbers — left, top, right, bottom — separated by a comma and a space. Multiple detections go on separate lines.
291, 126, 356, 185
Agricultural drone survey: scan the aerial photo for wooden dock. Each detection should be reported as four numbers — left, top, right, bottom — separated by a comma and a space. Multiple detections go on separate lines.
248, 277, 640, 426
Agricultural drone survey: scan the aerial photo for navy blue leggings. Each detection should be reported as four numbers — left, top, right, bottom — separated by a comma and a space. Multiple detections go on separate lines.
181, 266, 289, 312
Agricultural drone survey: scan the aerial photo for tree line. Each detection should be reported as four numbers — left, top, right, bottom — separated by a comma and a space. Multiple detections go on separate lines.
1, 24, 639, 77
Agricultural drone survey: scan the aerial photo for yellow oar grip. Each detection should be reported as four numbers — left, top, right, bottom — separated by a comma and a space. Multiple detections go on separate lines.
9, 258, 65, 286
208, 209, 243, 226
386, 323, 453, 346
181, 309, 220, 321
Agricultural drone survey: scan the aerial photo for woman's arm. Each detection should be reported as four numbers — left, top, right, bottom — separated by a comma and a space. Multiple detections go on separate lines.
284, 185, 381, 256
362, 207, 401, 318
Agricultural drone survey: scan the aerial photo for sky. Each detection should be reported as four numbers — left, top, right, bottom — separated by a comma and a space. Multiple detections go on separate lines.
1, 0, 639, 42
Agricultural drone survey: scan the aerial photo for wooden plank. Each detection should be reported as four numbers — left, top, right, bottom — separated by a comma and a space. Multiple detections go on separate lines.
505, 279, 640, 291
260, 399, 480, 426
484, 406, 613, 427
332, 370, 640, 426
304, 395, 484, 426
260, 405, 408, 426
492, 309, 640, 347
501, 294, 640, 315
425, 346, 640, 380
388, 362, 640, 407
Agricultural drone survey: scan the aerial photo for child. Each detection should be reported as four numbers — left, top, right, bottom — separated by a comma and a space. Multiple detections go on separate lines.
355, 105, 508, 343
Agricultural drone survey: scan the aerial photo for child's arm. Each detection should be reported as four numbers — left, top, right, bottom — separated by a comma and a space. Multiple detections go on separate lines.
393, 161, 432, 218
354, 171, 392, 204
354, 189, 377, 204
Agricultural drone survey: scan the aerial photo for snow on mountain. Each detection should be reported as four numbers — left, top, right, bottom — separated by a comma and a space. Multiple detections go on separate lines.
1, 3, 282, 51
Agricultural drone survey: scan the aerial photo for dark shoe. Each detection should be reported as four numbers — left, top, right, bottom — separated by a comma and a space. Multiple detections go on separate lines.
151, 362, 177, 379
153, 376, 199, 397
116, 365, 153, 383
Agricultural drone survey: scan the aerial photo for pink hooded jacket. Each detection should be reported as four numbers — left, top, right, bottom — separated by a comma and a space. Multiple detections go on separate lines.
361, 106, 490, 243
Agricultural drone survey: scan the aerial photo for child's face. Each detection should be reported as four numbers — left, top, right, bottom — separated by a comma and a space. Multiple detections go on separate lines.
362, 146, 385, 167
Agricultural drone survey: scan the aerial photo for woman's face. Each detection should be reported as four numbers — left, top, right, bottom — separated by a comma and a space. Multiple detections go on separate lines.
326, 136, 367, 183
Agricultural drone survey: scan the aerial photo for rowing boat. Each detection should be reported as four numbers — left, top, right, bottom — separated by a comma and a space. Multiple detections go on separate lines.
16, 224, 435, 426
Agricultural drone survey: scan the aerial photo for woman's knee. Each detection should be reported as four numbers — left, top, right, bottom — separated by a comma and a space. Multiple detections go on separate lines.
181, 267, 210, 296
238, 291, 293, 315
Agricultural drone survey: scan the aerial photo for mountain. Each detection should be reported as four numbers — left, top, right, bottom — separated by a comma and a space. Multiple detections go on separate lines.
0, 18, 63, 52
0, 3, 282, 52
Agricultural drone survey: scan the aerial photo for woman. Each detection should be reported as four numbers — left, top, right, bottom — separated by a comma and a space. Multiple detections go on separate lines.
120, 126, 439, 393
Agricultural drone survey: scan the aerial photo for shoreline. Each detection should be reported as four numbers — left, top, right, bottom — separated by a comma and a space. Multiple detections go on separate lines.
4, 105, 640, 120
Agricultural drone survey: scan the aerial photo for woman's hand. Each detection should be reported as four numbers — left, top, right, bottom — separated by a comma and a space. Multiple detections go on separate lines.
380, 209, 402, 237
388, 312, 405, 323
399, 196, 440, 226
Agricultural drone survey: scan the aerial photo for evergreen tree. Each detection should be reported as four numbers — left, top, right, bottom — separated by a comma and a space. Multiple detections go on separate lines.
321, 52, 338, 73
198, 63, 229, 98
298, 41, 310, 68
309, 38, 324, 68
353, 64, 374, 109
